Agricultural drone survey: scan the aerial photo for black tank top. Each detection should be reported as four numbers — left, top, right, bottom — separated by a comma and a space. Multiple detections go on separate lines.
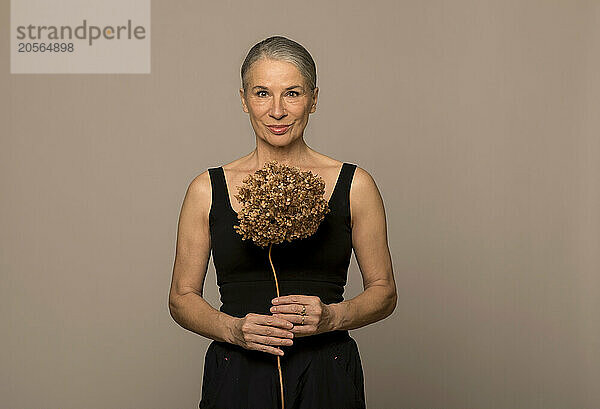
208, 162, 357, 319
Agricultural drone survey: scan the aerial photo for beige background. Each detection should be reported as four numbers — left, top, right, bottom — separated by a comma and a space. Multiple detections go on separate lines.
2, 1, 599, 408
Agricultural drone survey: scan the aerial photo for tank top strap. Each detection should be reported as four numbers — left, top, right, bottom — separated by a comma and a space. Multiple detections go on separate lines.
207, 167, 229, 213
330, 162, 358, 216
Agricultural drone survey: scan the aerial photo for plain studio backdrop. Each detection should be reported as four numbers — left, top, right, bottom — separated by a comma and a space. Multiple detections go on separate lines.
1, 1, 599, 408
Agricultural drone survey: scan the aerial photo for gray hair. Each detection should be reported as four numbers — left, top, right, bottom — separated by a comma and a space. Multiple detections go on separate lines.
241, 35, 317, 94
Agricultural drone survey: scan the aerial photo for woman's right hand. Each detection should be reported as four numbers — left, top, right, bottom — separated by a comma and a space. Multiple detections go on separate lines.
231, 313, 295, 356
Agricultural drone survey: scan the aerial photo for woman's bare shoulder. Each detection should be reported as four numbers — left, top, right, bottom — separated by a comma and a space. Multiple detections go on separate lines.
184, 170, 213, 223
350, 165, 381, 201
349, 165, 384, 228
191, 155, 248, 193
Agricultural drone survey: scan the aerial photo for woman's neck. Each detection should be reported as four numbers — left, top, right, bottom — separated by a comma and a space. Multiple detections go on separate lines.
249, 137, 316, 168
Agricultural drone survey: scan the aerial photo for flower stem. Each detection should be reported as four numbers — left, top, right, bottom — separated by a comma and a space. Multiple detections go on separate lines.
268, 243, 285, 409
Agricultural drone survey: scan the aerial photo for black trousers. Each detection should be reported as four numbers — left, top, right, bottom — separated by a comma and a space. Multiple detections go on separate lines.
199, 330, 366, 409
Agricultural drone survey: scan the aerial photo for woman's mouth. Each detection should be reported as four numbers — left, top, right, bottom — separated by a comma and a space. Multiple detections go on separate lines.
266, 124, 291, 135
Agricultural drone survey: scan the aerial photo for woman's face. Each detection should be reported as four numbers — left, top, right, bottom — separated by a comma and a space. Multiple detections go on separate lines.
240, 58, 318, 147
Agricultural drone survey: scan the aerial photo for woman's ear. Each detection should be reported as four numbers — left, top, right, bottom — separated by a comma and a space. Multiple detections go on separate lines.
239, 88, 249, 113
309, 87, 319, 113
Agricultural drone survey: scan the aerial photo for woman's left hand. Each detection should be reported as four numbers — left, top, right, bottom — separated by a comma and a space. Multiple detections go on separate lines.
269, 295, 336, 337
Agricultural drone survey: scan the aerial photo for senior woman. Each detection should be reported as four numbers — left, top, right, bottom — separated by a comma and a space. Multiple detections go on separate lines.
169, 36, 396, 409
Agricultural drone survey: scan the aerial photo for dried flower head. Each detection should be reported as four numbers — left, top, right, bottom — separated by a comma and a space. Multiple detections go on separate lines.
232, 160, 330, 247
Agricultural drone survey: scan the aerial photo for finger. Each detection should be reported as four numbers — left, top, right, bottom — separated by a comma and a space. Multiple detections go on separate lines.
272, 295, 315, 305
246, 341, 285, 356
273, 313, 313, 327
247, 333, 294, 347
287, 324, 314, 337
272, 313, 300, 324
270, 304, 309, 315
252, 322, 294, 339
245, 332, 293, 350
255, 314, 294, 330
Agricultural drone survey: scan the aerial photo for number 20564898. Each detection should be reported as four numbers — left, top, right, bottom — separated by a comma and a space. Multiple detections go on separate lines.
17, 42, 74, 52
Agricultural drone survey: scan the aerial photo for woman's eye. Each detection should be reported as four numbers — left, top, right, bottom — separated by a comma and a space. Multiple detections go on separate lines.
255, 90, 299, 97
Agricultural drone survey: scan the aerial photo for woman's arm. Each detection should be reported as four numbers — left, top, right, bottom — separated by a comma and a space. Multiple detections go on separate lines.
328, 166, 397, 331
168, 171, 236, 343
168, 172, 294, 355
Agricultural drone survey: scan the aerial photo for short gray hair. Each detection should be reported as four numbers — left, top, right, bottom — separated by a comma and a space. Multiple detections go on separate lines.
241, 36, 317, 94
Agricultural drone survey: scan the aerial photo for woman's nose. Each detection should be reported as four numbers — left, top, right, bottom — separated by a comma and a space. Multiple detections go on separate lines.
269, 97, 286, 118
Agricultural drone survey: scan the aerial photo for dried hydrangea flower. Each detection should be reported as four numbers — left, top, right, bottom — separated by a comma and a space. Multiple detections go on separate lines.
230, 160, 331, 409
233, 160, 330, 248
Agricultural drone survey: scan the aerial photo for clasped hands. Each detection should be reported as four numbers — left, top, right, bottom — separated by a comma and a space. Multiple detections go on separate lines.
231, 295, 336, 356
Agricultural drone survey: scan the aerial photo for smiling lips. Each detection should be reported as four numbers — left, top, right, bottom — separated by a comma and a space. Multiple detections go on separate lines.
266, 124, 291, 135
